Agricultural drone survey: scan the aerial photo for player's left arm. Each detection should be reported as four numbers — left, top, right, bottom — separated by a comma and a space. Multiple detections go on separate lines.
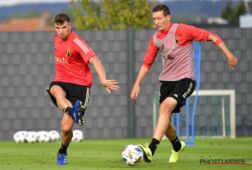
207, 33, 238, 69
182, 24, 238, 69
89, 56, 119, 93
73, 37, 119, 93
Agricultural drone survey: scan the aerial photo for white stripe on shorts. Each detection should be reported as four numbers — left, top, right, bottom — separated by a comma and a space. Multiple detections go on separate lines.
83, 88, 90, 109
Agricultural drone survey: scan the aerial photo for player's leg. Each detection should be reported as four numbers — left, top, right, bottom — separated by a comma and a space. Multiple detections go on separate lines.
139, 81, 176, 162
68, 84, 90, 126
47, 82, 76, 165
49, 85, 70, 109
48, 83, 77, 122
165, 123, 186, 163
72, 99, 88, 126
60, 114, 74, 146
165, 123, 182, 152
55, 84, 90, 165
57, 112, 75, 165
149, 97, 177, 154
153, 97, 177, 141
165, 123, 177, 140
165, 78, 195, 163
139, 97, 177, 163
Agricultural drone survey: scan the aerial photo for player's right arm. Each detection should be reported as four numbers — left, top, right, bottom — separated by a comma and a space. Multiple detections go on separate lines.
131, 36, 158, 100
131, 65, 149, 100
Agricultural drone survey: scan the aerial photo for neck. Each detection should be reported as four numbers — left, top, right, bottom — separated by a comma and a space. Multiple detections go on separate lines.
161, 22, 171, 32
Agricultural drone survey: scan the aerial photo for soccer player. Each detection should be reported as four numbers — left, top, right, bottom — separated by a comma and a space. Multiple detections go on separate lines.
47, 13, 119, 165
131, 4, 238, 163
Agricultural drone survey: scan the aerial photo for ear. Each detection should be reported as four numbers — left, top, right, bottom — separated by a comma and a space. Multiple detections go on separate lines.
167, 15, 171, 22
68, 23, 72, 31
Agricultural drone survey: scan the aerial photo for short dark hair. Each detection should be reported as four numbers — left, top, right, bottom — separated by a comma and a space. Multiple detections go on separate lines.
152, 4, 170, 16
54, 13, 70, 24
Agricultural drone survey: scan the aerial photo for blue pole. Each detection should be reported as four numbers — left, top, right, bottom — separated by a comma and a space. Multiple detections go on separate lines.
186, 42, 201, 146
176, 113, 180, 138
191, 42, 201, 145
185, 98, 190, 144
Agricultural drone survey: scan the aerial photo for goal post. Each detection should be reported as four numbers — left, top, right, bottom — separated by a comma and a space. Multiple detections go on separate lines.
190, 89, 236, 138
152, 89, 236, 141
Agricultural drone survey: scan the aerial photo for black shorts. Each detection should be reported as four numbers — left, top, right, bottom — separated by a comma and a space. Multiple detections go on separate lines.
47, 81, 90, 110
159, 78, 196, 113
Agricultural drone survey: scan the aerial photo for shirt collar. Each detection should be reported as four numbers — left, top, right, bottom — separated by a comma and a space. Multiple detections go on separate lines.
157, 22, 173, 38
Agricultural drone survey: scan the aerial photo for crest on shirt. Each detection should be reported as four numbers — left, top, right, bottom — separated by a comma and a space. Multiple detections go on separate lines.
166, 54, 175, 60
65, 49, 71, 58
175, 37, 178, 44
161, 44, 164, 49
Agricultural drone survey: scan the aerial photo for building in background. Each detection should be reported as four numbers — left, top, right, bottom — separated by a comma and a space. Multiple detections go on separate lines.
240, 0, 252, 28
0, 11, 54, 32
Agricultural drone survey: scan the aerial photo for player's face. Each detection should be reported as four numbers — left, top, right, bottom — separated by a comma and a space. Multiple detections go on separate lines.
55, 21, 71, 40
152, 11, 171, 31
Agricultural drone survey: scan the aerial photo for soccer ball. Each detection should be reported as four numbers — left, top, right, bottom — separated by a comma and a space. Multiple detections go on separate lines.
72, 130, 84, 142
121, 144, 143, 166
26, 131, 38, 143
37, 131, 50, 143
48, 130, 60, 142
13, 131, 27, 143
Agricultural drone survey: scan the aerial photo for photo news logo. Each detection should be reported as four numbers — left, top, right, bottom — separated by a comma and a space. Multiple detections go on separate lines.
200, 159, 249, 165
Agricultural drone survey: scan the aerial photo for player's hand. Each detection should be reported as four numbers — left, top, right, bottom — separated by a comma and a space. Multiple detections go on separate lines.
227, 55, 238, 69
130, 84, 140, 100
101, 79, 120, 93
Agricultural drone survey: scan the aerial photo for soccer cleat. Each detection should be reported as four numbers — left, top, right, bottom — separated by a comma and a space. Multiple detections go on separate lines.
168, 141, 186, 163
137, 144, 152, 163
57, 153, 68, 165
73, 100, 86, 126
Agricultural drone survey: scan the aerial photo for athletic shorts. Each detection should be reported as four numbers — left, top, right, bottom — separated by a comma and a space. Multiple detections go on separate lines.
159, 78, 196, 113
47, 81, 90, 110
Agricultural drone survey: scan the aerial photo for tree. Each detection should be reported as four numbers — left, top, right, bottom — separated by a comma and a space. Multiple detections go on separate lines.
70, 0, 156, 30
221, 0, 246, 25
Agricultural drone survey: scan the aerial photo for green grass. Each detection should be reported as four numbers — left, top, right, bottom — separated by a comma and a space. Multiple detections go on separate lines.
0, 138, 252, 170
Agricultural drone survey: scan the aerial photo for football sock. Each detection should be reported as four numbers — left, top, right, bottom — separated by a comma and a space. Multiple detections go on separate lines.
171, 136, 181, 152
148, 138, 160, 155
58, 144, 68, 154
64, 107, 74, 118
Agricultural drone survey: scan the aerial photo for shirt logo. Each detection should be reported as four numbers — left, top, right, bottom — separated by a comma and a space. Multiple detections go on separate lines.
66, 49, 71, 58
166, 54, 175, 60
161, 44, 164, 49
175, 37, 178, 44
55, 49, 71, 64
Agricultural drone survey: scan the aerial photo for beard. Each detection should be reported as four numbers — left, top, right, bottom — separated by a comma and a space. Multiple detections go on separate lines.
59, 34, 67, 40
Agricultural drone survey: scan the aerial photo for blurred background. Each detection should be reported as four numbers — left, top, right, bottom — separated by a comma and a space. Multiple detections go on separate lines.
0, 0, 251, 141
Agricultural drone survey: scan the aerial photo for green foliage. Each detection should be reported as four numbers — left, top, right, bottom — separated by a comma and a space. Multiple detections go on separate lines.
221, 0, 246, 25
70, 0, 156, 30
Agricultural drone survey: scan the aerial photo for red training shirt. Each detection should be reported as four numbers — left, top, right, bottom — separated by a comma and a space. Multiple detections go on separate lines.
53, 32, 95, 87
143, 23, 222, 69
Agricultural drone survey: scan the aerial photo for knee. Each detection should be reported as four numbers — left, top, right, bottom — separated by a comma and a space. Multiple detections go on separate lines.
61, 126, 72, 136
50, 85, 64, 97
160, 98, 177, 115
159, 104, 173, 117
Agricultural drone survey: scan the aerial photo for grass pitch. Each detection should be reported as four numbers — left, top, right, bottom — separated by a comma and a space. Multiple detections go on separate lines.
0, 138, 251, 170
